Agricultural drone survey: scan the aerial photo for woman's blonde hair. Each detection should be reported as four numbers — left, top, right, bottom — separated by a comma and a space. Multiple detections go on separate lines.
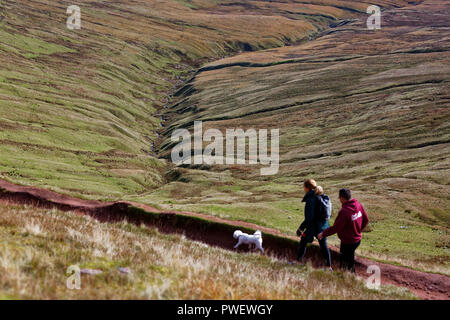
315, 186, 324, 195
303, 179, 317, 191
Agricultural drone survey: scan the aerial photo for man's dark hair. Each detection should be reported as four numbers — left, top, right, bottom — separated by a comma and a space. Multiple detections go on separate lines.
339, 188, 352, 201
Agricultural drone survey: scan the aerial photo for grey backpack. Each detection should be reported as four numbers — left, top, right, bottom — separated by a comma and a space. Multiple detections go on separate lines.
317, 194, 332, 221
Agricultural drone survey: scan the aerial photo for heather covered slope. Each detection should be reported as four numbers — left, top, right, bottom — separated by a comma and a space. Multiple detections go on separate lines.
155, 1, 450, 273
0, 0, 388, 199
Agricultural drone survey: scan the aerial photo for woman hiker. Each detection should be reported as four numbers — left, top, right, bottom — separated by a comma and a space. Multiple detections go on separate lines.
296, 179, 332, 269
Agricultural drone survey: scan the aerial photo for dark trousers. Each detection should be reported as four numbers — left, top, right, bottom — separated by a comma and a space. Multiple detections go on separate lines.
297, 236, 331, 267
339, 241, 360, 272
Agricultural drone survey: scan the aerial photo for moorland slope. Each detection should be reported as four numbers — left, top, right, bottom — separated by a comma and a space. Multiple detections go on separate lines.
0, 0, 390, 198
0, 0, 448, 277
156, 0, 450, 274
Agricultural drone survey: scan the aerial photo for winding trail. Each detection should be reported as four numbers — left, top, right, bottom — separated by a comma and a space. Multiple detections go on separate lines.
0, 178, 448, 300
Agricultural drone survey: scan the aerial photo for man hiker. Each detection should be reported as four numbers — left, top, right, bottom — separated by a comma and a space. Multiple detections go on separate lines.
296, 179, 332, 269
318, 188, 369, 272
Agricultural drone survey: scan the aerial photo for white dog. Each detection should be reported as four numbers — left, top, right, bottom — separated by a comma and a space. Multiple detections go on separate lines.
233, 230, 264, 253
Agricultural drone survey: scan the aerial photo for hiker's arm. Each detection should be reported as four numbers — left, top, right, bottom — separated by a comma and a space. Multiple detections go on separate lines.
299, 198, 316, 231
322, 211, 344, 238
361, 206, 369, 231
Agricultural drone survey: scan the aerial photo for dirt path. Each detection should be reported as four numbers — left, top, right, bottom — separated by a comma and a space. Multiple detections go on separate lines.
0, 178, 449, 300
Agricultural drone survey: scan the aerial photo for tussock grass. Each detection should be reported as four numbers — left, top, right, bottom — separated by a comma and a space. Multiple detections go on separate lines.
0, 202, 415, 299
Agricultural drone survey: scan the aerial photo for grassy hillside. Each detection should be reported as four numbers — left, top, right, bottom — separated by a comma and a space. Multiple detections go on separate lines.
0, 201, 415, 299
154, 1, 450, 274
0, 0, 378, 199
0, 0, 447, 278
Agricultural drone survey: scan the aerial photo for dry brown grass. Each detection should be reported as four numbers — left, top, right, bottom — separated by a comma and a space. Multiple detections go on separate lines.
0, 201, 415, 299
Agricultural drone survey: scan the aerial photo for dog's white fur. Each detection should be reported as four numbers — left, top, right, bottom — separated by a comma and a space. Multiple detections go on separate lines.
233, 230, 264, 253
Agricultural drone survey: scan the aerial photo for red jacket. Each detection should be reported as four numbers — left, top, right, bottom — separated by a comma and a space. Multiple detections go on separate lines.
322, 198, 369, 244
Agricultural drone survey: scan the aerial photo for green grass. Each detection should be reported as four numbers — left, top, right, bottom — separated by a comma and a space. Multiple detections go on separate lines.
0, 29, 76, 57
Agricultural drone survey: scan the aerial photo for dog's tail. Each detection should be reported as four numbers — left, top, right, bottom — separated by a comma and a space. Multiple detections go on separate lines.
233, 230, 243, 239
254, 230, 262, 238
